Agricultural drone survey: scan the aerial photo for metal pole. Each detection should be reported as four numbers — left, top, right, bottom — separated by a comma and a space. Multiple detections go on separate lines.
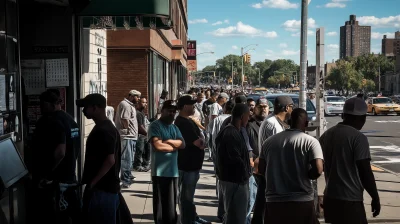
316, 27, 325, 139
241, 47, 244, 91
231, 61, 234, 87
259, 68, 261, 86
378, 66, 381, 91
299, 0, 308, 110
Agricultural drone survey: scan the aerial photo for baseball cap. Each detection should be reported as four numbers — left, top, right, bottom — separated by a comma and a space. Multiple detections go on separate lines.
129, 90, 141, 97
256, 98, 269, 106
235, 95, 247, 104
218, 92, 229, 99
274, 96, 294, 109
177, 95, 196, 108
162, 100, 178, 110
343, 97, 367, 116
76, 93, 106, 108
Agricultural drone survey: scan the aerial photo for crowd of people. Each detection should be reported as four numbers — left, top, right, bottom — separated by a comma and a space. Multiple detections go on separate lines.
28, 87, 381, 224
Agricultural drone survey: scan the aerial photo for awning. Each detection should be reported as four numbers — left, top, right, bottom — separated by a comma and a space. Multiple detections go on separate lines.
79, 0, 172, 29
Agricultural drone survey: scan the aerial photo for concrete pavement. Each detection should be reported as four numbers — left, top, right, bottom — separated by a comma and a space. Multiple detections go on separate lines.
122, 160, 400, 223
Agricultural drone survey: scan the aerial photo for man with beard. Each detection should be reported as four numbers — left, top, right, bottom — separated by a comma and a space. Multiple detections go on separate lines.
148, 100, 185, 223
133, 97, 151, 172
246, 98, 269, 224
247, 98, 256, 116
254, 96, 294, 223
175, 95, 210, 224
115, 90, 140, 188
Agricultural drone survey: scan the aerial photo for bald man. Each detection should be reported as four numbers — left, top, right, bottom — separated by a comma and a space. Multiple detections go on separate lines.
258, 108, 324, 224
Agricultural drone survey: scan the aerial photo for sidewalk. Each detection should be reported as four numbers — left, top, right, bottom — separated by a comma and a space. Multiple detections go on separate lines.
122, 161, 400, 224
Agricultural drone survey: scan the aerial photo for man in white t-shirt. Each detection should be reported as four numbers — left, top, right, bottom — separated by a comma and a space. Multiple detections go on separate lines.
259, 108, 323, 223
319, 97, 380, 223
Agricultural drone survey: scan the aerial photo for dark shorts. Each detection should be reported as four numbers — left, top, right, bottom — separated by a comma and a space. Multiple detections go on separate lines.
265, 200, 319, 224
323, 196, 367, 224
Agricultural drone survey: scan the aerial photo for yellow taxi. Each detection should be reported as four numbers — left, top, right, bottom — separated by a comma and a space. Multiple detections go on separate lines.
366, 97, 400, 116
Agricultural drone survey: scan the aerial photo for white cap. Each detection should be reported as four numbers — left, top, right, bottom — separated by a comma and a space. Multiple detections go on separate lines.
343, 97, 367, 115
129, 90, 141, 97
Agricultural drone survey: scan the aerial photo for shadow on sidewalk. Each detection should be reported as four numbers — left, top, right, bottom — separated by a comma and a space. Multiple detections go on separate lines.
131, 213, 154, 221
376, 180, 400, 184
200, 169, 215, 175
378, 189, 400, 193
121, 189, 152, 195
196, 183, 217, 190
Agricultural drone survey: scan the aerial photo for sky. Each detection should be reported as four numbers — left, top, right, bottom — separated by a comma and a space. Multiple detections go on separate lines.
187, 0, 400, 70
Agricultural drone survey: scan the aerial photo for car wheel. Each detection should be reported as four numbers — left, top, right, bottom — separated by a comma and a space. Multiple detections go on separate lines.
372, 108, 377, 116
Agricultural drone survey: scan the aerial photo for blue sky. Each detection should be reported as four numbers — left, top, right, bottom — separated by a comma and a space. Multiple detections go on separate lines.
187, 0, 400, 69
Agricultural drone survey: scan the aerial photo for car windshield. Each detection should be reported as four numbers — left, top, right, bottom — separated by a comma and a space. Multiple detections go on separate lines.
326, 97, 345, 102
373, 98, 393, 104
267, 96, 315, 113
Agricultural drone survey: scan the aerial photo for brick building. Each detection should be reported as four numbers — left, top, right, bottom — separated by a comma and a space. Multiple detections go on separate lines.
382, 31, 400, 57
107, 0, 188, 119
340, 15, 371, 59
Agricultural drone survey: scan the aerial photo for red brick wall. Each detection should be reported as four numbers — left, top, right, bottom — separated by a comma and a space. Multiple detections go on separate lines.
107, 49, 148, 111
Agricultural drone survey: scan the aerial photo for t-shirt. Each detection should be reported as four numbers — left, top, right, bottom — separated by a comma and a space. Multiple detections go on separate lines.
32, 110, 80, 182
215, 124, 251, 184
115, 98, 138, 140
137, 110, 150, 139
174, 116, 204, 171
210, 114, 231, 151
148, 120, 184, 177
247, 118, 262, 158
259, 114, 286, 151
260, 129, 324, 202
319, 123, 371, 201
82, 120, 121, 193
209, 102, 223, 123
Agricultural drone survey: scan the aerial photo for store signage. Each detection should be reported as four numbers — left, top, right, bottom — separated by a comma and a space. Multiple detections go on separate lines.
95, 33, 105, 48
33, 46, 68, 54
34, 0, 69, 6
187, 40, 197, 61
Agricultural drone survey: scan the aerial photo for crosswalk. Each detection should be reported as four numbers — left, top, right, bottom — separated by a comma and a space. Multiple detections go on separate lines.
370, 145, 400, 173
374, 120, 400, 123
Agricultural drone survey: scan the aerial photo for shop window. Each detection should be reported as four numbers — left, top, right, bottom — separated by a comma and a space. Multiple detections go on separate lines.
0, 0, 5, 32
6, 36, 17, 72
5, 0, 17, 37
0, 34, 5, 70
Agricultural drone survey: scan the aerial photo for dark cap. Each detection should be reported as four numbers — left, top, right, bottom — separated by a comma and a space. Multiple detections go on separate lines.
256, 98, 269, 106
40, 89, 61, 104
177, 95, 196, 109
162, 89, 169, 95
235, 95, 247, 104
162, 100, 177, 110
76, 93, 106, 108
274, 96, 294, 109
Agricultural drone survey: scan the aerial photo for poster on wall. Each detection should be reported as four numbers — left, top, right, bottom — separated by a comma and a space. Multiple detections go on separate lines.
187, 40, 197, 61
27, 95, 41, 134
46, 58, 69, 87
21, 59, 46, 96
0, 75, 6, 111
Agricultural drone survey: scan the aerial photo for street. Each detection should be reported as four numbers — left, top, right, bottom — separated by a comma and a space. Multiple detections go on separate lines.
326, 115, 400, 174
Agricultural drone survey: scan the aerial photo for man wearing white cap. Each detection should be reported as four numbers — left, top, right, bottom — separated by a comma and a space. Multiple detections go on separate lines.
319, 97, 381, 223
115, 90, 141, 188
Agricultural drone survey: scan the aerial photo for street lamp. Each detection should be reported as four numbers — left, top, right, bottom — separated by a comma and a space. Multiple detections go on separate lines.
241, 44, 258, 90
256, 67, 261, 86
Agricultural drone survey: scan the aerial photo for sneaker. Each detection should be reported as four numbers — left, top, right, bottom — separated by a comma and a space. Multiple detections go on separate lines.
196, 217, 211, 224
121, 183, 131, 189
129, 176, 136, 180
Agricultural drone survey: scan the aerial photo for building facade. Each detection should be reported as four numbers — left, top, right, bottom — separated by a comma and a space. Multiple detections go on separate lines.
340, 15, 371, 59
382, 31, 400, 57
107, 0, 188, 119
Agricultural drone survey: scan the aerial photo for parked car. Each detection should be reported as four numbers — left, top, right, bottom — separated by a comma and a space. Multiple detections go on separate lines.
324, 96, 345, 116
366, 97, 400, 116
390, 95, 400, 104
265, 94, 327, 137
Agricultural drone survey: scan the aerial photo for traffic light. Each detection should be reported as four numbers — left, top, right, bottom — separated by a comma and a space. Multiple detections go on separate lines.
228, 78, 232, 83
244, 53, 248, 63
246, 54, 251, 64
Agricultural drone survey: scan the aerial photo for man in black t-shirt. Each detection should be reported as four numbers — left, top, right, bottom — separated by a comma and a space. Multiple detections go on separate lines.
76, 93, 122, 224
175, 95, 210, 224
133, 96, 151, 171
31, 89, 80, 224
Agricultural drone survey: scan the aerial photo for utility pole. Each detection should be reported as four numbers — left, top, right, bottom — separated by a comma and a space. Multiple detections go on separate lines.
299, 0, 308, 110
315, 27, 325, 139
378, 65, 381, 91
231, 61, 234, 88
258, 68, 261, 86
241, 47, 244, 91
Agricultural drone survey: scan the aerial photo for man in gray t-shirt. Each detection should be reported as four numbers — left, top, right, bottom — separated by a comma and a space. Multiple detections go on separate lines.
259, 108, 323, 223
115, 90, 140, 188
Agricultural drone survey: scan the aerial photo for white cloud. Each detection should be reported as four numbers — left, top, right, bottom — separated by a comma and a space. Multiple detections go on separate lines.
210, 22, 278, 38
358, 15, 400, 28
279, 43, 288, 48
324, 0, 349, 8
212, 19, 230, 26
232, 45, 238, 50
372, 32, 395, 39
251, 0, 298, 9
197, 42, 215, 53
283, 18, 317, 32
291, 30, 315, 37
327, 44, 339, 49
282, 50, 299, 56
188, 19, 208, 24
327, 31, 338, 36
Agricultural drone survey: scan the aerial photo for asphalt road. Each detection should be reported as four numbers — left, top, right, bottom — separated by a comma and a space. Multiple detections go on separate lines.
325, 114, 400, 174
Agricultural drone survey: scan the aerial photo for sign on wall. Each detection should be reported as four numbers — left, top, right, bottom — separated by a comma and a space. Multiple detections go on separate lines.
187, 40, 197, 61
187, 60, 197, 72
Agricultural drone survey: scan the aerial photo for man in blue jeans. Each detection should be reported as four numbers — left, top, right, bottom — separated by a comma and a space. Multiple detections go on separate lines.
175, 95, 211, 224
76, 93, 122, 224
115, 90, 140, 188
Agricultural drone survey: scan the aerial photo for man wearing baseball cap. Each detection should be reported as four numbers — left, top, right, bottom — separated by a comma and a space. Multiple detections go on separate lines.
319, 97, 380, 223
115, 90, 141, 188
76, 93, 122, 224
148, 99, 185, 223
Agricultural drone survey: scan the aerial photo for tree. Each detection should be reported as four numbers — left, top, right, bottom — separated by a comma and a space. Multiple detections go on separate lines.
350, 54, 395, 80
264, 59, 300, 84
326, 59, 363, 95
202, 65, 216, 72
364, 79, 376, 92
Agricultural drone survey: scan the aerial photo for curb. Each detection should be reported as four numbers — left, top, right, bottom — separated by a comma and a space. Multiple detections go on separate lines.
319, 218, 400, 223
372, 163, 400, 176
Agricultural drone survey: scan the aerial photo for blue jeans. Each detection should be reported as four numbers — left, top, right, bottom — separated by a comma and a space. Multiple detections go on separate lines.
178, 170, 200, 224
84, 189, 119, 224
121, 139, 136, 185
246, 175, 258, 224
